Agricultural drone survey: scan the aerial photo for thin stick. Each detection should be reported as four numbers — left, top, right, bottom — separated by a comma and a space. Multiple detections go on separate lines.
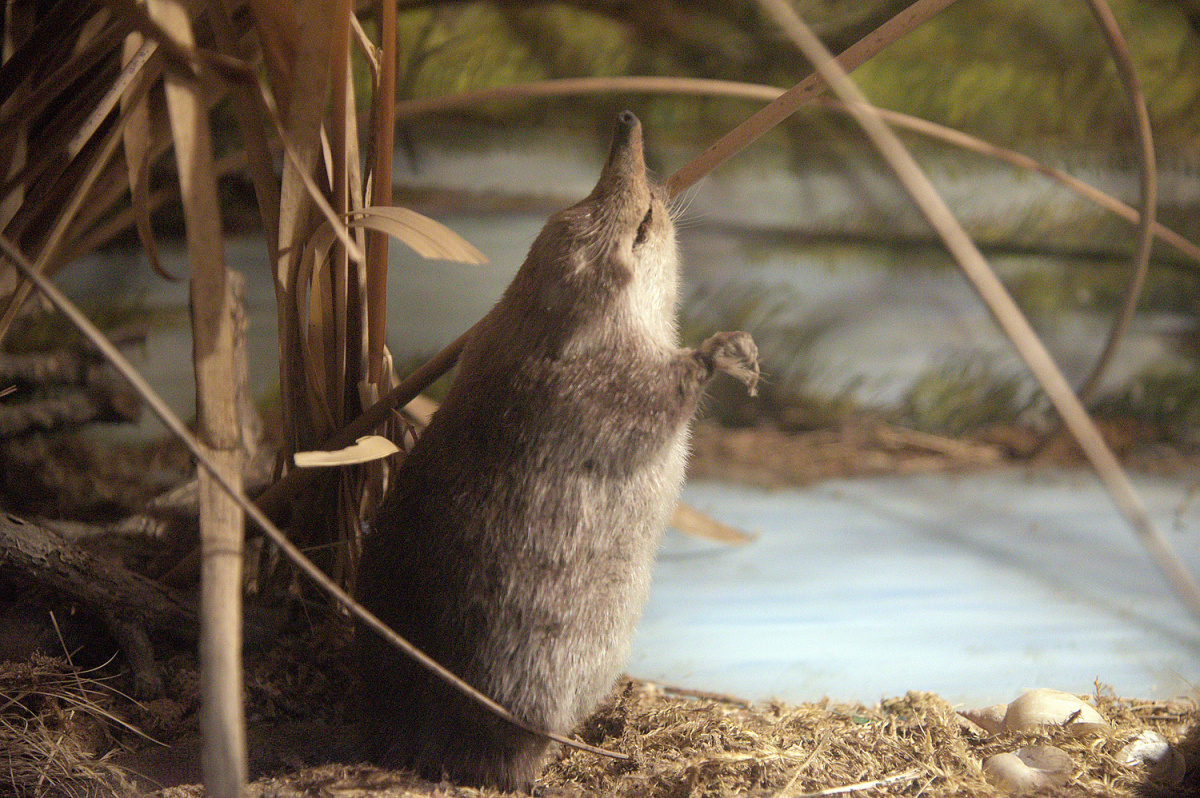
367, 0, 397, 387
666, 0, 962, 197
788, 768, 923, 798
754, 0, 1200, 623
0, 236, 627, 763
771, 733, 829, 798
1074, 0, 1156, 401
67, 39, 156, 158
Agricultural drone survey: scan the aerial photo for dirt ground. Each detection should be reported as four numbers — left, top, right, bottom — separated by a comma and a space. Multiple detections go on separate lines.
0, 418, 1197, 797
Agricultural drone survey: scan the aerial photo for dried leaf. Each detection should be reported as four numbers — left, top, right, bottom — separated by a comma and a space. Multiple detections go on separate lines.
119, 35, 174, 281
671, 502, 756, 545
294, 435, 399, 467
305, 206, 488, 266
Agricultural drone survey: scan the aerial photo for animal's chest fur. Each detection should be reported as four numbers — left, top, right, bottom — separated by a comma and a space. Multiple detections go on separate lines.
371, 338, 690, 729
437, 338, 690, 571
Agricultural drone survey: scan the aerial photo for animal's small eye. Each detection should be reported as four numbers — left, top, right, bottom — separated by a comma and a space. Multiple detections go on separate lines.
633, 205, 652, 247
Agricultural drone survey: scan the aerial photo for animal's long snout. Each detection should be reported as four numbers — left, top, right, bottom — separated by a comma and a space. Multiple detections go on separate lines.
592, 110, 647, 199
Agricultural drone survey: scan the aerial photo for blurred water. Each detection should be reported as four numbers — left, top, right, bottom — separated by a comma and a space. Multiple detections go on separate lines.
632, 469, 1200, 706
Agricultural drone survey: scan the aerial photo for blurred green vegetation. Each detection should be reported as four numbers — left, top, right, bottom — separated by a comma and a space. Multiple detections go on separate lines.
900, 357, 1027, 435
1096, 366, 1200, 442
854, 0, 1200, 147
388, 0, 1200, 148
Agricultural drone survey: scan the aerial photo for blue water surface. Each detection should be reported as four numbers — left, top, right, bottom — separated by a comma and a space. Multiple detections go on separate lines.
630, 469, 1200, 706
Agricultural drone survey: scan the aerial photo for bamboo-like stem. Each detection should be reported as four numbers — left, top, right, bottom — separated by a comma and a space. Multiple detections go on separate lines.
145, 0, 246, 794
329, 0, 354, 425
367, 0, 397, 387
755, 0, 1200, 624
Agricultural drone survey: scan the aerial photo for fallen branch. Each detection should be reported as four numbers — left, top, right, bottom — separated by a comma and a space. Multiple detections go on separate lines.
0, 386, 140, 435
0, 510, 196, 697
872, 424, 1002, 464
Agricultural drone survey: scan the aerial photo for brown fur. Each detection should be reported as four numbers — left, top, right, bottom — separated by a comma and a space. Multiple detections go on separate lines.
354, 111, 758, 791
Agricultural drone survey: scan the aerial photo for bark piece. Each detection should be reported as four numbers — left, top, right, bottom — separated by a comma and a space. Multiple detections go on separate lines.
0, 510, 196, 694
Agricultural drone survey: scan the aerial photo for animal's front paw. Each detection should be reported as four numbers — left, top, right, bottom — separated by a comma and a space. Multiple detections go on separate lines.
700, 331, 760, 396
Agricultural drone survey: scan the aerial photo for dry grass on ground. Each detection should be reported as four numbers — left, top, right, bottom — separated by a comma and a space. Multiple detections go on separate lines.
3, 654, 1195, 797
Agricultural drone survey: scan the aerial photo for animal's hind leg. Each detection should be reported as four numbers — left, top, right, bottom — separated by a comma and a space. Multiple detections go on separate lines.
407, 691, 553, 791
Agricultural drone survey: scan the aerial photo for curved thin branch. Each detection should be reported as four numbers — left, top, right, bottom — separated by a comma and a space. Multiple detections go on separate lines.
0, 235, 628, 764
390, 0, 965, 197
1074, 0, 1157, 401
396, 77, 1200, 268
753, 0, 1200, 624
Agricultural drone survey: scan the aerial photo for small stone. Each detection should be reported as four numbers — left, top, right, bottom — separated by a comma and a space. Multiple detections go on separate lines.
983, 745, 1073, 794
1003, 689, 1108, 735
1117, 730, 1186, 786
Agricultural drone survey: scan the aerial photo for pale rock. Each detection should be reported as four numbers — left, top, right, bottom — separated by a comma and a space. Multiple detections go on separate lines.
1116, 729, 1186, 786
960, 704, 1008, 735
983, 745, 1073, 794
1002, 689, 1108, 735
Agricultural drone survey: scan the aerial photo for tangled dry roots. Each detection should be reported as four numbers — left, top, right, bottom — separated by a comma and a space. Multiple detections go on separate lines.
1, 655, 140, 798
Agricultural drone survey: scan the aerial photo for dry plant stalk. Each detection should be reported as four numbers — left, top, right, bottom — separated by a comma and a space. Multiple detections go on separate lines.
141, 0, 247, 793
1074, 0, 1157, 401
